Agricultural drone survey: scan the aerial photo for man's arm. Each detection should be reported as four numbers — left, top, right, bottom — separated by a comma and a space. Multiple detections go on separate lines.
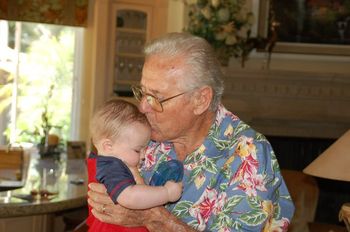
142, 206, 198, 232
88, 182, 197, 232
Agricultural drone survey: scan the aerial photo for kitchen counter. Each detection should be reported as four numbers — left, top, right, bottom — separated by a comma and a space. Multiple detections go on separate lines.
0, 152, 87, 218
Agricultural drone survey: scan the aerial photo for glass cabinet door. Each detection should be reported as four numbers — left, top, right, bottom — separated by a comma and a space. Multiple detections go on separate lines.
113, 9, 148, 96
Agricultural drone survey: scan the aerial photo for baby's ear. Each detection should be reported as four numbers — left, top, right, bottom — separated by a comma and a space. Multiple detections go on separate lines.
101, 138, 113, 152
193, 86, 213, 115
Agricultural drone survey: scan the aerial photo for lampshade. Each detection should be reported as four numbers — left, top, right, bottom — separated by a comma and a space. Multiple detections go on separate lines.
303, 129, 350, 182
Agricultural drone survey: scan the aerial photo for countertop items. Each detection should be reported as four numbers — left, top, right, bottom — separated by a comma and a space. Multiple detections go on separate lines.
0, 153, 87, 218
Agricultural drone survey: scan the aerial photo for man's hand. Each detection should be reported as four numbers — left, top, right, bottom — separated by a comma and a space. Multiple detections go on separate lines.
88, 182, 196, 232
87, 182, 144, 226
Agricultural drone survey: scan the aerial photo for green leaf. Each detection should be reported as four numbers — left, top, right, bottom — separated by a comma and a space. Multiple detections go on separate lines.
247, 196, 262, 210
204, 157, 218, 173
184, 153, 196, 164
211, 213, 233, 230
219, 182, 228, 191
187, 219, 200, 229
189, 166, 204, 182
223, 195, 244, 213
273, 203, 281, 219
239, 209, 268, 226
172, 201, 193, 218
270, 150, 280, 173
221, 166, 232, 179
212, 137, 231, 150
232, 220, 242, 230
233, 122, 250, 137
254, 133, 267, 142
209, 177, 217, 189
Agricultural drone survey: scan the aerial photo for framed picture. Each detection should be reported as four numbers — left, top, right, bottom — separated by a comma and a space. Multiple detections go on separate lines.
258, 0, 350, 56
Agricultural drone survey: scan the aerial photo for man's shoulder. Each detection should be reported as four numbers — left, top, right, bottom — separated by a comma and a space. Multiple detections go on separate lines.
214, 105, 255, 138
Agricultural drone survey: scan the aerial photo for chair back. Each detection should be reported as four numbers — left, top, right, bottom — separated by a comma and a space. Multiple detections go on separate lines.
282, 169, 319, 232
0, 146, 24, 181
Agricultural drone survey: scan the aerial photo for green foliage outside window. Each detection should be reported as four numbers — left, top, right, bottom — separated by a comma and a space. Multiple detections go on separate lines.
0, 22, 74, 146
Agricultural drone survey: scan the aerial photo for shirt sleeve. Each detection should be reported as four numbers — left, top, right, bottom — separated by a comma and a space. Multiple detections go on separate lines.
96, 157, 136, 204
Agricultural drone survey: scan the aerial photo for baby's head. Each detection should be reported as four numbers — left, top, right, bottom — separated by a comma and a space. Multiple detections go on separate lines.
90, 99, 150, 167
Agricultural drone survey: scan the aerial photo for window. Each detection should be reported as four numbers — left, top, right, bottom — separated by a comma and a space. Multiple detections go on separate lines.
0, 20, 83, 146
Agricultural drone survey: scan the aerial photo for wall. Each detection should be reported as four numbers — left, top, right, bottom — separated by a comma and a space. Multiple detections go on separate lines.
229, 52, 350, 75
221, 69, 350, 139
167, 0, 185, 33
79, 0, 118, 146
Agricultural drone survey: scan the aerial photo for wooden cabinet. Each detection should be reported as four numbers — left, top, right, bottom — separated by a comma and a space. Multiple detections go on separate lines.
102, 0, 168, 99
110, 5, 149, 95
81, 0, 168, 144
0, 214, 52, 232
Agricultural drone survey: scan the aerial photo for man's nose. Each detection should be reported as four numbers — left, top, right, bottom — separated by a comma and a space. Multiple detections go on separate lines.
138, 97, 153, 113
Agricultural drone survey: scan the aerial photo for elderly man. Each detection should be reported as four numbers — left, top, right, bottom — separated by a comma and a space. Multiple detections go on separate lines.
88, 32, 295, 231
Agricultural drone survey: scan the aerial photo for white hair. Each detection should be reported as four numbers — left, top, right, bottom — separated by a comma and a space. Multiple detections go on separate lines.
144, 32, 224, 111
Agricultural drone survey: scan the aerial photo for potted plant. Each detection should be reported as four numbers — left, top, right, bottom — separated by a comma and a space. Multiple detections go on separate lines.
34, 84, 63, 159
184, 0, 267, 67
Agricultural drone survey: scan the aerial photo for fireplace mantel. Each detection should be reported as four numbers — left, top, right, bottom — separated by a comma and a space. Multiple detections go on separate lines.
221, 69, 350, 139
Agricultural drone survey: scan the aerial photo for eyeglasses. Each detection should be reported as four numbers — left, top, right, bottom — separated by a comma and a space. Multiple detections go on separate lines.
131, 85, 187, 112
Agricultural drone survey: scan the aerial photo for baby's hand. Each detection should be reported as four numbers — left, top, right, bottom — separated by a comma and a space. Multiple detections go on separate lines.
164, 181, 183, 202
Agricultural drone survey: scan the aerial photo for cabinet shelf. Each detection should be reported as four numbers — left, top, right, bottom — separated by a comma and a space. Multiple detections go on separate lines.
116, 27, 146, 34
116, 52, 144, 58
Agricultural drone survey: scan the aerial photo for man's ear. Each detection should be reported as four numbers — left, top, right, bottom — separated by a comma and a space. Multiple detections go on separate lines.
193, 86, 213, 115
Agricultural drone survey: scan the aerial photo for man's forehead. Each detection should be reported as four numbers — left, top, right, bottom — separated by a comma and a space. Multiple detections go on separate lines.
146, 53, 185, 70
141, 59, 186, 92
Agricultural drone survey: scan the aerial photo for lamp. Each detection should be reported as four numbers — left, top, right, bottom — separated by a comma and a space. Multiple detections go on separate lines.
303, 129, 350, 231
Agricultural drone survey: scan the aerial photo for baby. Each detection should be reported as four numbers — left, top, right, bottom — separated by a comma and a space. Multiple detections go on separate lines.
86, 99, 182, 232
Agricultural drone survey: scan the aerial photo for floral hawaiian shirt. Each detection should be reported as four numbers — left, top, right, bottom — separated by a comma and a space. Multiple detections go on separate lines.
141, 105, 295, 231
